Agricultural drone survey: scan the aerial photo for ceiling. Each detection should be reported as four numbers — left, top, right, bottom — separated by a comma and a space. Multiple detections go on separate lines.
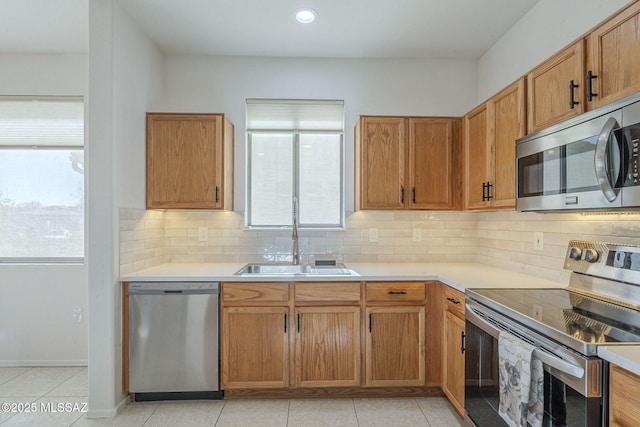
0, 0, 541, 59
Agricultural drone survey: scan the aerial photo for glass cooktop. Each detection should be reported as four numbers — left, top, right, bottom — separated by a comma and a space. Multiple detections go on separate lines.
468, 287, 640, 346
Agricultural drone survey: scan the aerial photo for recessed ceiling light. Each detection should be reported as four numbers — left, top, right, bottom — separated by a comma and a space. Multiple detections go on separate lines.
295, 8, 317, 24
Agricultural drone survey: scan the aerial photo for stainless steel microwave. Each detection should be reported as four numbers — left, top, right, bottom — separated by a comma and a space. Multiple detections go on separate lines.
516, 93, 640, 212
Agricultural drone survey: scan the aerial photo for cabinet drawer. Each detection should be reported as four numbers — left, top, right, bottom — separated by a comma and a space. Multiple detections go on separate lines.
222, 283, 289, 304
295, 282, 361, 303
366, 282, 425, 303
444, 286, 465, 318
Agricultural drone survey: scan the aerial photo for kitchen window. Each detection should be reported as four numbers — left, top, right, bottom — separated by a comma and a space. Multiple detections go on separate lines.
0, 97, 85, 262
246, 99, 344, 228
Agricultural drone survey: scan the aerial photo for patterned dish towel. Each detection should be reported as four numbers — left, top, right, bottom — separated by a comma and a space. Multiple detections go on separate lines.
498, 331, 544, 427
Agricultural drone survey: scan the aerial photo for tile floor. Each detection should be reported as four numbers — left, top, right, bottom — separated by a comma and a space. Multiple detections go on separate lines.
0, 367, 464, 426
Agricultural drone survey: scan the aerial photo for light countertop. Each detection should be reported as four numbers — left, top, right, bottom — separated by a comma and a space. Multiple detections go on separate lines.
120, 261, 640, 376
120, 262, 566, 292
598, 346, 640, 377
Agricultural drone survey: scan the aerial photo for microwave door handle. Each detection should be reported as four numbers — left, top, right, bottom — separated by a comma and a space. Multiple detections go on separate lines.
594, 117, 620, 202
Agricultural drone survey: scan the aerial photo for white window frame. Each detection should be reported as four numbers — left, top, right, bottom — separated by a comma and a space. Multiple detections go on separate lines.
0, 96, 85, 263
246, 130, 345, 229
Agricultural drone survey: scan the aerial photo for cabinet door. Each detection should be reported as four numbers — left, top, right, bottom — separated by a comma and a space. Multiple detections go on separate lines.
409, 118, 456, 210
357, 117, 407, 209
527, 41, 584, 133
588, 2, 640, 109
365, 306, 425, 386
610, 364, 640, 427
490, 79, 525, 209
295, 306, 361, 387
147, 113, 223, 209
464, 104, 490, 210
222, 306, 289, 389
443, 310, 465, 416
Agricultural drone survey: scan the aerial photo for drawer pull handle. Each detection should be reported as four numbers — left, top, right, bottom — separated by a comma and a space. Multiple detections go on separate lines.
388, 291, 407, 295
447, 297, 461, 305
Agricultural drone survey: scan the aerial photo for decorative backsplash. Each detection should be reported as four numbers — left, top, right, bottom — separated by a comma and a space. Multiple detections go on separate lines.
119, 207, 640, 283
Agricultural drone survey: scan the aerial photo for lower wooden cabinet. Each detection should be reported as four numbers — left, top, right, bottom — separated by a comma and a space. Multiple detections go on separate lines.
365, 306, 425, 386
221, 281, 432, 392
442, 286, 466, 416
443, 310, 466, 415
221, 306, 289, 389
609, 363, 640, 427
295, 306, 361, 387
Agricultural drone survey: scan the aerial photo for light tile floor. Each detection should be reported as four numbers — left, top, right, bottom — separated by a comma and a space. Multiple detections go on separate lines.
0, 367, 464, 426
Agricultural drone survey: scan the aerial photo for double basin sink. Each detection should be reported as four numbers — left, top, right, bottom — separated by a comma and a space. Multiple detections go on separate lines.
235, 263, 359, 277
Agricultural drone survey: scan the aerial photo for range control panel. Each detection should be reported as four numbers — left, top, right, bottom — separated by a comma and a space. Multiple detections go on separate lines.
565, 240, 640, 281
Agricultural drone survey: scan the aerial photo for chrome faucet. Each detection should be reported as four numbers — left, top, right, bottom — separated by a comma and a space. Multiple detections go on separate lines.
292, 196, 300, 265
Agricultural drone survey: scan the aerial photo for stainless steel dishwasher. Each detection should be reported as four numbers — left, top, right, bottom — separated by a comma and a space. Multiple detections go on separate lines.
128, 282, 221, 400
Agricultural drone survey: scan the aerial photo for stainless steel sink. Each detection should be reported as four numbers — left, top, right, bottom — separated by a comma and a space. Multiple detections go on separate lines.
235, 263, 359, 277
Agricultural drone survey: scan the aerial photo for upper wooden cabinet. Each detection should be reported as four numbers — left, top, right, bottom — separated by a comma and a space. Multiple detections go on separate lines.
527, 41, 585, 133
146, 113, 234, 210
587, 1, 640, 109
355, 116, 405, 210
355, 116, 460, 211
464, 79, 525, 210
527, 2, 640, 131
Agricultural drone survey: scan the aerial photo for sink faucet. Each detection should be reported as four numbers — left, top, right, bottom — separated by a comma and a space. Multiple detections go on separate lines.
292, 196, 300, 265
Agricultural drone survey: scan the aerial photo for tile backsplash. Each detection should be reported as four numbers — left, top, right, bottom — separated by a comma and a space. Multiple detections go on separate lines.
120, 208, 640, 283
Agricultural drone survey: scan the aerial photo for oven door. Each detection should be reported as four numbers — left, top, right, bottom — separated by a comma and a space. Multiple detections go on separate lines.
464, 304, 604, 427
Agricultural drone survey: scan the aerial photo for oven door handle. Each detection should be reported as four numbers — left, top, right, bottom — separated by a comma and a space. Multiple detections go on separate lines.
466, 303, 585, 379
466, 303, 500, 339
532, 348, 584, 379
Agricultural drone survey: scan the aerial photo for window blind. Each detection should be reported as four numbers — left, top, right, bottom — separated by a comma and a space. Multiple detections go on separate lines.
0, 97, 84, 147
246, 99, 344, 132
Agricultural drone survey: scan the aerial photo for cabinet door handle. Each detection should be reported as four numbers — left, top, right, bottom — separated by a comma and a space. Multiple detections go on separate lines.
412, 187, 416, 204
369, 313, 373, 333
400, 186, 405, 204
486, 181, 493, 200
461, 331, 466, 354
297, 313, 301, 333
388, 291, 407, 295
446, 297, 460, 305
284, 313, 287, 333
215, 186, 220, 203
569, 80, 580, 109
587, 70, 598, 101
482, 182, 488, 201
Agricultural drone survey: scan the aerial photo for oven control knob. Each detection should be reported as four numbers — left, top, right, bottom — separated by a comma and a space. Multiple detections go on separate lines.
582, 248, 600, 263
569, 247, 582, 260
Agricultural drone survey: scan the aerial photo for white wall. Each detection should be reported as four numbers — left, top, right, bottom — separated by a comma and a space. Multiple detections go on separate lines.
0, 53, 88, 366
476, 0, 631, 103
87, 0, 163, 417
158, 55, 478, 212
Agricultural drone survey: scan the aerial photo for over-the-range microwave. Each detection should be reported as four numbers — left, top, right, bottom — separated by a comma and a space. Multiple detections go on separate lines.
516, 92, 640, 212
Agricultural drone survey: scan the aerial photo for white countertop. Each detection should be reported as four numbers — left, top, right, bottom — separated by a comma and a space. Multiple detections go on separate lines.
120, 262, 566, 292
121, 261, 640, 376
598, 346, 640, 376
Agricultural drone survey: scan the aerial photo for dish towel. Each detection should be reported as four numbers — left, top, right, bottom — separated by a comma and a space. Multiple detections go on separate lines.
498, 331, 544, 427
